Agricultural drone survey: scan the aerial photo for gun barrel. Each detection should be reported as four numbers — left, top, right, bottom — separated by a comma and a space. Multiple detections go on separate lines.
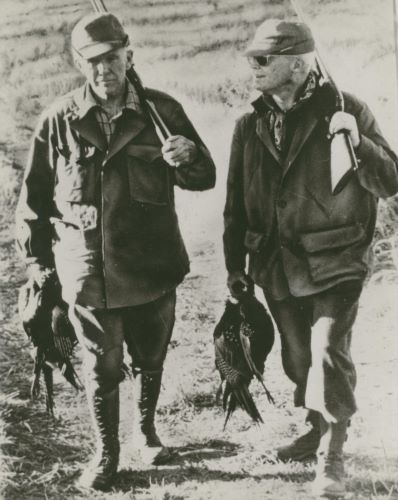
90, 0, 106, 12
289, 0, 344, 110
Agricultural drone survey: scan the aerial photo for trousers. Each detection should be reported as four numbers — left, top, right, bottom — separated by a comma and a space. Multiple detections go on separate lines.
265, 281, 362, 423
68, 290, 176, 394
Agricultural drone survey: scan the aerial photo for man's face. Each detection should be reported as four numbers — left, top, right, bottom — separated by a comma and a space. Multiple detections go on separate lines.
77, 47, 132, 101
247, 55, 295, 94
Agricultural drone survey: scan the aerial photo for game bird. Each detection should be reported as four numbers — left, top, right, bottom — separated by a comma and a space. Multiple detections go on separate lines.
213, 292, 275, 428
18, 274, 82, 415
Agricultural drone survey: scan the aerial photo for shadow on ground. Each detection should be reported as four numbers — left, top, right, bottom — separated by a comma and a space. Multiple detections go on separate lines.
111, 439, 314, 493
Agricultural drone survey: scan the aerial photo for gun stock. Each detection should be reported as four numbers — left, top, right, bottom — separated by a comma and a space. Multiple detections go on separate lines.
288, 0, 359, 195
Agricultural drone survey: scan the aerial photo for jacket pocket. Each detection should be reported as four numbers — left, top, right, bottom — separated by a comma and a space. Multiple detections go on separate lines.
54, 145, 97, 203
126, 144, 169, 206
300, 224, 367, 282
244, 229, 266, 252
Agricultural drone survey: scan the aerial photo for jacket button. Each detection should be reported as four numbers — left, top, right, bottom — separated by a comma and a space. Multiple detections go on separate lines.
277, 199, 287, 208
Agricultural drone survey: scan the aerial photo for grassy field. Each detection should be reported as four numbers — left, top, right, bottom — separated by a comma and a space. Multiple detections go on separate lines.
1, 0, 398, 498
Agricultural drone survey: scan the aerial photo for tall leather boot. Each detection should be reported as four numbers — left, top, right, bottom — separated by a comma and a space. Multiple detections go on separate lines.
312, 416, 348, 497
132, 369, 173, 465
276, 410, 321, 462
78, 388, 120, 491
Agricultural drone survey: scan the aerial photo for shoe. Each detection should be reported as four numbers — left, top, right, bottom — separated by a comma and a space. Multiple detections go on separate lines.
78, 451, 118, 491
312, 418, 348, 497
77, 388, 120, 490
132, 369, 175, 466
312, 451, 345, 497
277, 426, 320, 462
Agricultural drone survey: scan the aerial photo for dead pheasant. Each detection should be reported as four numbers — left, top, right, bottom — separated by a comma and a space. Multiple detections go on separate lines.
213, 293, 275, 428
18, 274, 83, 415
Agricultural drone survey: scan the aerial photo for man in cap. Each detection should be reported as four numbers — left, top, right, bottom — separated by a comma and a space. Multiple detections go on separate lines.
223, 18, 398, 496
16, 12, 215, 491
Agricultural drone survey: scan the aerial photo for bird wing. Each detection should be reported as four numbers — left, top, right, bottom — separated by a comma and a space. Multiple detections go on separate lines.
239, 323, 274, 404
50, 304, 83, 391
244, 296, 275, 371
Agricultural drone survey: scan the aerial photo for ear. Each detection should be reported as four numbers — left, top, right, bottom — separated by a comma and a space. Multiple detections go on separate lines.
291, 57, 303, 73
126, 49, 134, 70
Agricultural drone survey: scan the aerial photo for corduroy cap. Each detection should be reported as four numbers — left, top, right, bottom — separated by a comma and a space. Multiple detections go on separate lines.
245, 19, 315, 56
71, 12, 129, 59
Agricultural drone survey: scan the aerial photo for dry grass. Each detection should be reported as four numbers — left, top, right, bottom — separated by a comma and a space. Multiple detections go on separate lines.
1, 0, 398, 498
1, 217, 398, 499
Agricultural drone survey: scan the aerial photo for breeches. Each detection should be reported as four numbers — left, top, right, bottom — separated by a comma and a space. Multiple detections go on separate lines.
68, 290, 176, 394
265, 281, 362, 423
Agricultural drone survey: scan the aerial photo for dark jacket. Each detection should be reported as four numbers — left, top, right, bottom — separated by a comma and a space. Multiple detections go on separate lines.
16, 84, 216, 307
223, 83, 398, 297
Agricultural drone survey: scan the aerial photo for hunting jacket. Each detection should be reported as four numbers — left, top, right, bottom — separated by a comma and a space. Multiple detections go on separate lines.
223, 83, 398, 297
16, 84, 216, 308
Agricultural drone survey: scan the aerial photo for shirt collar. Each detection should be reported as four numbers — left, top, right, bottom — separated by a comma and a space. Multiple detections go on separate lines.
74, 78, 142, 119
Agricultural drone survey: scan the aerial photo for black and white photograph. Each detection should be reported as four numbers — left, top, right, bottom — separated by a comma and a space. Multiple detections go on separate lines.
0, 0, 398, 498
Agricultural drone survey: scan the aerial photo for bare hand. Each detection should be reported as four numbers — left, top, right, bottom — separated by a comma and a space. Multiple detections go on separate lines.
329, 111, 360, 148
161, 135, 198, 167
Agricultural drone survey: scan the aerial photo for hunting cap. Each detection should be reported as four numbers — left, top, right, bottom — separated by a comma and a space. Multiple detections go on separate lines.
245, 19, 315, 56
71, 12, 129, 59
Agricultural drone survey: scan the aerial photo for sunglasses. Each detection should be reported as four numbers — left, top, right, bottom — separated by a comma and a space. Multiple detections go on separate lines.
248, 55, 275, 67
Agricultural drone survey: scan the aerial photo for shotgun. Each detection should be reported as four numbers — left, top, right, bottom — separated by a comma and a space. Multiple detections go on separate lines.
289, 0, 359, 195
89, 0, 172, 144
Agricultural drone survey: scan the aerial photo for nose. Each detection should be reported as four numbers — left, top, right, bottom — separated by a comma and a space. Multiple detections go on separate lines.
97, 60, 111, 75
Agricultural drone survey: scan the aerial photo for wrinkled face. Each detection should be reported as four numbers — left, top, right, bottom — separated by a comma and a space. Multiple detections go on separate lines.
247, 55, 295, 94
76, 47, 132, 101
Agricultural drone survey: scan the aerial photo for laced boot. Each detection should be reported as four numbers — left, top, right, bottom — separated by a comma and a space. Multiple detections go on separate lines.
132, 369, 173, 465
276, 411, 320, 462
312, 417, 348, 497
78, 388, 120, 491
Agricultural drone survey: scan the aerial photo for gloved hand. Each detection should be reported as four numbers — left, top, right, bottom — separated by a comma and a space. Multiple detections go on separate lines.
227, 271, 253, 299
28, 264, 55, 288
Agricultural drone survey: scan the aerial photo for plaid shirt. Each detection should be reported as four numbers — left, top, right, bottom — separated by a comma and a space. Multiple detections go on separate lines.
86, 79, 142, 145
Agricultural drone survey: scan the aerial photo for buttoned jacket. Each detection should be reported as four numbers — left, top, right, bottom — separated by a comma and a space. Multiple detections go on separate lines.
223, 83, 398, 296
17, 84, 216, 307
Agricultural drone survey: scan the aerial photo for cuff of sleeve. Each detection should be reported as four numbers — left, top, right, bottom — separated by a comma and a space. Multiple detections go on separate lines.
355, 134, 373, 162
188, 144, 208, 165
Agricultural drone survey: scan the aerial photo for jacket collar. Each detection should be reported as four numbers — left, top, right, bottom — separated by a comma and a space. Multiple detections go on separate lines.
252, 76, 328, 170
69, 80, 141, 118
283, 99, 319, 174
283, 81, 334, 175
105, 111, 148, 163
255, 115, 282, 164
67, 84, 107, 152
67, 82, 148, 157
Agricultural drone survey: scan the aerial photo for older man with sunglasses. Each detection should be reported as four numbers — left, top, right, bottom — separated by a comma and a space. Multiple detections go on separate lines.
223, 19, 398, 497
